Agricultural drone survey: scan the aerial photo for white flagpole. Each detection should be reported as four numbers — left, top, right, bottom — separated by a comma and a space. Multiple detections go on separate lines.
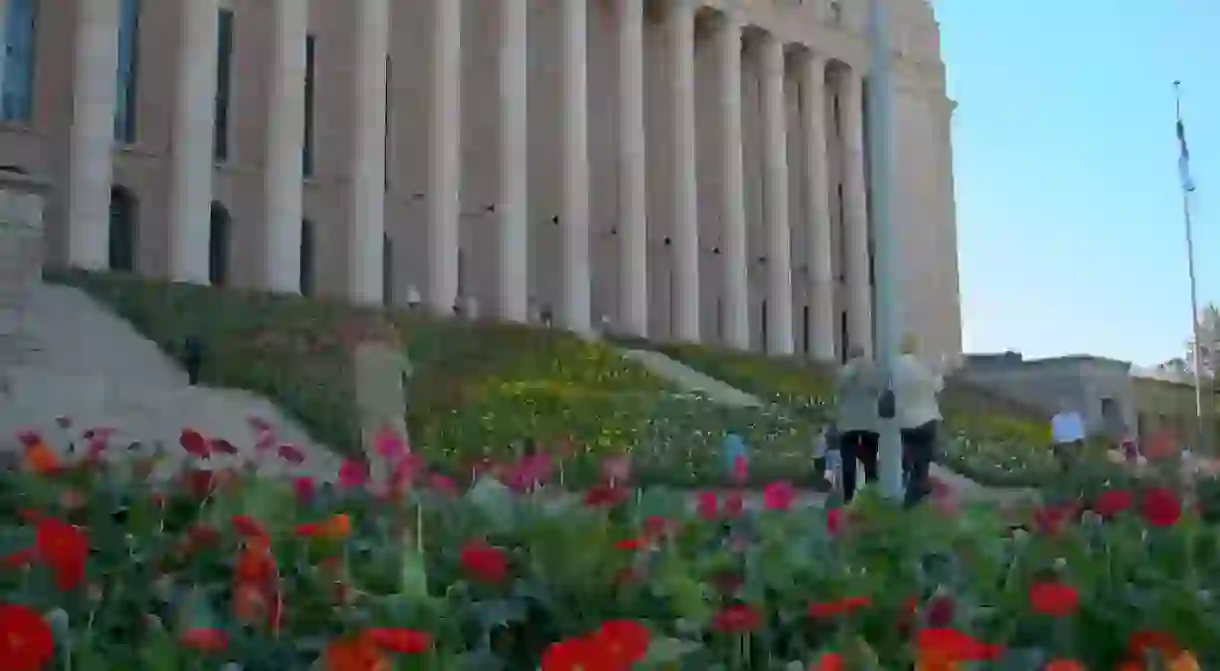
1174, 81, 1207, 454
866, 0, 904, 499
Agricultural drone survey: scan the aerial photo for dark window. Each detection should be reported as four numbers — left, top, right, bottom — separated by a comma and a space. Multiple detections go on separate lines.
114, 0, 140, 143
1, 0, 36, 122
384, 54, 391, 189
300, 219, 314, 295
208, 203, 231, 285
803, 304, 811, 354
108, 187, 138, 272
840, 311, 849, 363
761, 300, 769, 353
303, 34, 316, 177
832, 93, 841, 138
213, 9, 235, 161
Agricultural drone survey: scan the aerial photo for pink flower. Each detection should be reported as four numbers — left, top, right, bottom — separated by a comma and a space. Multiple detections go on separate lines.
428, 474, 458, 496
338, 459, 368, 489
505, 455, 553, 491
254, 430, 277, 452
724, 491, 744, 518
696, 492, 718, 520
374, 426, 408, 460
602, 455, 632, 484
731, 455, 749, 485
762, 481, 795, 511
389, 452, 425, 490
277, 443, 306, 465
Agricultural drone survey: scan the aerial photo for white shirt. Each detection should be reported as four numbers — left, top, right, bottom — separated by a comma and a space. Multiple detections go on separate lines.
891, 353, 944, 429
1050, 411, 1086, 444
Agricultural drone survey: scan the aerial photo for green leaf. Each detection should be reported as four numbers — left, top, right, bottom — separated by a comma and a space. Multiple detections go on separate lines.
139, 630, 182, 671
401, 544, 430, 599
640, 637, 701, 665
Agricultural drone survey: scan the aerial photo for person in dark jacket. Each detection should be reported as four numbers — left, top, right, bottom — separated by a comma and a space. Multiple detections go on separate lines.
183, 336, 203, 386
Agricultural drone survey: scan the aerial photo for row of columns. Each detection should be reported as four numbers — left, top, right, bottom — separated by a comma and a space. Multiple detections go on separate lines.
57, 0, 874, 355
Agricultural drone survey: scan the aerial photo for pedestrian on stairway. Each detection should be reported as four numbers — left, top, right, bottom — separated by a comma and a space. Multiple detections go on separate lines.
183, 335, 203, 386
836, 346, 880, 502
892, 334, 944, 506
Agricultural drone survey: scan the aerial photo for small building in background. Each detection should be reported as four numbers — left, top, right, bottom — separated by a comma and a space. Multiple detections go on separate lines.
957, 352, 1136, 442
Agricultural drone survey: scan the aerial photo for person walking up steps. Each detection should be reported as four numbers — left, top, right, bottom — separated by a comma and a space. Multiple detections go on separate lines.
892, 334, 944, 506
183, 335, 204, 386
836, 346, 880, 503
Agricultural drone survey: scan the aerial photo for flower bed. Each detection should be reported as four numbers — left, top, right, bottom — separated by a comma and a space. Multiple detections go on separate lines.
654, 343, 1078, 487
48, 272, 816, 488
1, 430, 1216, 670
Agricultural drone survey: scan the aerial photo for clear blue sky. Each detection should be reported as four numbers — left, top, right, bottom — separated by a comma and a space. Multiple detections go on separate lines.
931, 0, 1220, 366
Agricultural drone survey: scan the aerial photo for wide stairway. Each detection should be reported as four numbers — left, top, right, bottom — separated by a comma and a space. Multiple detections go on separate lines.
0, 283, 341, 480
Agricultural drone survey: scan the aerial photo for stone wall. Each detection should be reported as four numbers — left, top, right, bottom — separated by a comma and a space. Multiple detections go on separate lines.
0, 171, 48, 394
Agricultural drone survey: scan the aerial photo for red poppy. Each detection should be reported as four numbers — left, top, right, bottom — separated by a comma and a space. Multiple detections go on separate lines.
1044, 660, 1085, 671
1, 548, 36, 570
0, 603, 55, 671
807, 595, 871, 619
1141, 488, 1182, 527
1094, 489, 1133, 518
234, 543, 277, 586
364, 627, 432, 654
711, 603, 762, 633
459, 540, 509, 584
1029, 582, 1078, 617
813, 652, 845, 671
338, 459, 369, 489
1033, 504, 1076, 536
615, 537, 648, 551
594, 620, 650, 665
696, 492, 719, 520
179, 627, 228, 653
762, 481, 796, 511
231, 515, 268, 540
180, 429, 211, 459
1128, 630, 1180, 657
183, 469, 217, 499
584, 484, 629, 507
826, 508, 845, 536
643, 515, 675, 539
275, 444, 305, 464
540, 636, 613, 671
35, 517, 88, 591
293, 476, 316, 504
428, 473, 458, 496
916, 627, 1002, 662
724, 491, 745, 518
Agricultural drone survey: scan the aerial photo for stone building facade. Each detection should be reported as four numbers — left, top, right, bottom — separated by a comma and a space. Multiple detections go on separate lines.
0, 0, 961, 361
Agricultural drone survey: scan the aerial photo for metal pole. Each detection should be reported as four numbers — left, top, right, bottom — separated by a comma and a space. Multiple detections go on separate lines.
1175, 82, 1207, 454
866, 0, 904, 499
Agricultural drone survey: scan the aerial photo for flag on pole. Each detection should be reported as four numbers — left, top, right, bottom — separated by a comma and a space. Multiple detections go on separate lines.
1176, 89, 1197, 193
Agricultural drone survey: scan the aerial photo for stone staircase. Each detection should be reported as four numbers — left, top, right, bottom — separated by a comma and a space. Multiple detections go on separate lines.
0, 283, 341, 481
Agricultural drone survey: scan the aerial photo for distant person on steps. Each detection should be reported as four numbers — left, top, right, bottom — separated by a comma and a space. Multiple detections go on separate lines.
836, 346, 880, 502
183, 335, 203, 386
892, 334, 944, 506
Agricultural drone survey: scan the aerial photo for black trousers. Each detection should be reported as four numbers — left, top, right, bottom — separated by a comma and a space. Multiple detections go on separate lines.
185, 356, 201, 386
901, 420, 939, 506
840, 430, 879, 502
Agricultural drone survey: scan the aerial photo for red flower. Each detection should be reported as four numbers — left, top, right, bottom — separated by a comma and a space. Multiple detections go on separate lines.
711, 603, 762, 633
762, 481, 796, 511
926, 595, 956, 627
0, 603, 55, 671
210, 439, 239, 456
428, 474, 458, 496
826, 508, 845, 536
813, 652, 845, 671
696, 492, 719, 520
459, 540, 509, 585
231, 515, 268, 540
180, 429, 211, 459
1033, 504, 1076, 536
35, 517, 88, 591
277, 443, 306, 464
1094, 489, 1133, 518
541, 636, 612, 671
365, 627, 432, 654
184, 469, 217, 499
338, 459, 369, 489
584, 484, 629, 507
807, 595, 871, 619
594, 620, 650, 666
615, 537, 648, 551
1029, 582, 1079, 617
643, 515, 675, 539
724, 491, 744, 518
179, 627, 228, 653
917, 627, 1002, 662
1141, 488, 1182, 527
1, 548, 36, 570
1127, 630, 1180, 657
292, 476, 316, 504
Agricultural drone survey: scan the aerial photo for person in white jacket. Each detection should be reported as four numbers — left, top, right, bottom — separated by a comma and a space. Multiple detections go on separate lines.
892, 334, 944, 505
836, 347, 881, 502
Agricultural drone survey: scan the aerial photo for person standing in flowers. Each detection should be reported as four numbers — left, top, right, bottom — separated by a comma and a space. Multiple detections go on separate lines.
892, 334, 944, 505
1050, 399, 1086, 473
836, 346, 880, 502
